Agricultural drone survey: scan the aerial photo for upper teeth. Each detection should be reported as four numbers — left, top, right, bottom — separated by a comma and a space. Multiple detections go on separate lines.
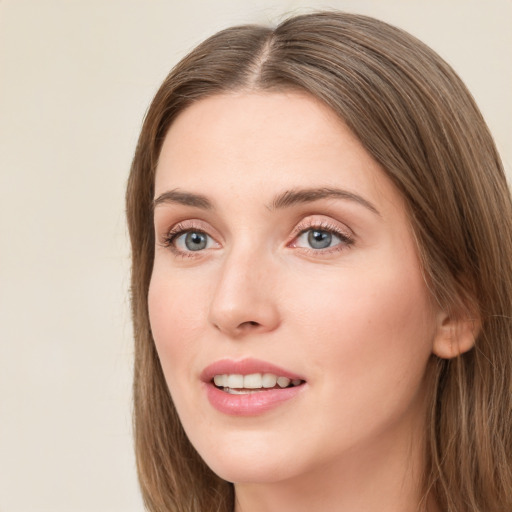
213, 373, 302, 389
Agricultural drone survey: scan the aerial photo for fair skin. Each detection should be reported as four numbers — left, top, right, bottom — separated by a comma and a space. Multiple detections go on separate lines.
149, 91, 451, 512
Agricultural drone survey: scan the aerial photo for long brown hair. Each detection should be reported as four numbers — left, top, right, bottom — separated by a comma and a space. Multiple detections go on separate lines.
126, 11, 512, 512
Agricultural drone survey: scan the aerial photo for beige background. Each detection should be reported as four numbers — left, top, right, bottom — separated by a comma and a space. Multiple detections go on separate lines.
0, 0, 510, 510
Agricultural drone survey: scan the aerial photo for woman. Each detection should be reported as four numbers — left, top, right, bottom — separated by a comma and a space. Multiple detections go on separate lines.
126, 11, 512, 512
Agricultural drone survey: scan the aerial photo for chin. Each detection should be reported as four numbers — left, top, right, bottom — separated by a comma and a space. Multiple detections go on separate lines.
207, 458, 294, 485
192, 433, 303, 485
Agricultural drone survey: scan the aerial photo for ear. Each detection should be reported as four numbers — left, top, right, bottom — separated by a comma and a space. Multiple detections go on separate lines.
432, 310, 480, 359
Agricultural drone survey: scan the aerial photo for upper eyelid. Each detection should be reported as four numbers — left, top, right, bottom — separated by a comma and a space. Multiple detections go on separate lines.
162, 219, 216, 236
157, 219, 218, 247
291, 216, 354, 237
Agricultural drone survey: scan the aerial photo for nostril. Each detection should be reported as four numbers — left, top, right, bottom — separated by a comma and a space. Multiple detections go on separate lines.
238, 320, 260, 329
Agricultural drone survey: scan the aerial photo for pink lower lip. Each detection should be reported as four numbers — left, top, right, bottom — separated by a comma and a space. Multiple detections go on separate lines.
204, 382, 305, 416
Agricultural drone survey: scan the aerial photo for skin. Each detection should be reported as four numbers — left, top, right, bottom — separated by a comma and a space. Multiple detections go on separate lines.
149, 92, 447, 512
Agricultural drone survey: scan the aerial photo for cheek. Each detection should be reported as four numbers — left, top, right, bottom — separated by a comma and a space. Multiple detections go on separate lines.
285, 261, 436, 404
147, 269, 207, 380
282, 268, 436, 461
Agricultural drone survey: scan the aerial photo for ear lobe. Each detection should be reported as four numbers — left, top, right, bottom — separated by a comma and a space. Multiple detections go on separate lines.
432, 311, 480, 359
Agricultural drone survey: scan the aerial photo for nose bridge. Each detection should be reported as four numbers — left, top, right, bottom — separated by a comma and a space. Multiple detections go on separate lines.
208, 239, 280, 336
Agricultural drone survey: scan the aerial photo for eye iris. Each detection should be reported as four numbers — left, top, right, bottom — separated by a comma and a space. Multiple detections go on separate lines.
308, 230, 332, 249
185, 232, 207, 251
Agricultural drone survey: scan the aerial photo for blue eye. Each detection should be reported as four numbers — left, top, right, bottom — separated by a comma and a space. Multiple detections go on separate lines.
295, 228, 345, 250
174, 231, 212, 252
308, 230, 334, 249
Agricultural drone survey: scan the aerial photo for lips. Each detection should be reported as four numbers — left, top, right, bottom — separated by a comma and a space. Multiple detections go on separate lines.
201, 358, 305, 382
201, 358, 306, 416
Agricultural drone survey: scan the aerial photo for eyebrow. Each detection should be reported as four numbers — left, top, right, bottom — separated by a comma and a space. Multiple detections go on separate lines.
269, 187, 380, 215
153, 187, 380, 215
153, 190, 213, 210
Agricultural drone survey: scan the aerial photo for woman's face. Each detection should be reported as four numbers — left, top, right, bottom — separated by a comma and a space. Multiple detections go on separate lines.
149, 92, 441, 486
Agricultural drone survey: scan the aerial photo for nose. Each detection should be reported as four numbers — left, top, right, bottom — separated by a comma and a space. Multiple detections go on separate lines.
208, 248, 281, 338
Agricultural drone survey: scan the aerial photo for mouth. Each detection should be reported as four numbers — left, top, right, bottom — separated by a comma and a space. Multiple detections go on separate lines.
213, 373, 304, 394
202, 358, 306, 415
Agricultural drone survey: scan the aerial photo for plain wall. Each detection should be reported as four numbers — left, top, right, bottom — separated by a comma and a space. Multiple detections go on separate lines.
0, 0, 510, 510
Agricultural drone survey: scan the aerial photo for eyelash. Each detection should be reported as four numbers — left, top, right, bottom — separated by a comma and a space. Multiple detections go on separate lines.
160, 219, 354, 258
291, 219, 354, 254
160, 221, 212, 258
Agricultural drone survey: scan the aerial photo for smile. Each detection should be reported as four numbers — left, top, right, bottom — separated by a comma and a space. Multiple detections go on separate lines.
202, 359, 306, 415
213, 373, 304, 394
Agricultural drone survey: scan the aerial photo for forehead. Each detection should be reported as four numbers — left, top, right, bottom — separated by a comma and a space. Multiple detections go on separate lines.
154, 92, 401, 213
